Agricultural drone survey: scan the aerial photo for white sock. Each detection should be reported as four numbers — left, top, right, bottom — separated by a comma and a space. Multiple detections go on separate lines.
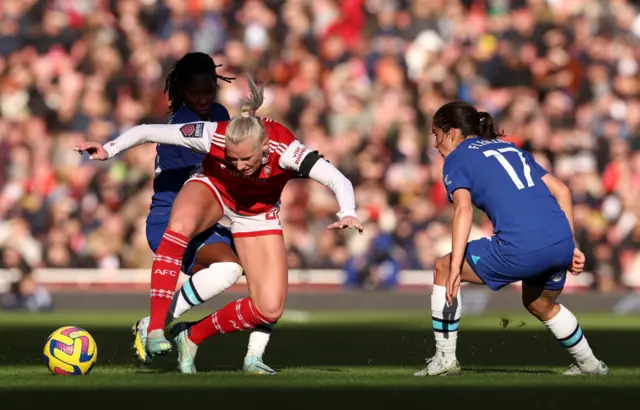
168, 262, 243, 322
431, 284, 461, 361
543, 304, 599, 370
246, 325, 273, 358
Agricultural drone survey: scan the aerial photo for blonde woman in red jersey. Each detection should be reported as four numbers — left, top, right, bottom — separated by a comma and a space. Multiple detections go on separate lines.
75, 77, 362, 372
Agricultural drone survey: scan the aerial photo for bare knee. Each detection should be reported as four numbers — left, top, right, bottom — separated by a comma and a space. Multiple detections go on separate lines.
524, 297, 560, 321
252, 297, 285, 322
166, 217, 197, 239
434, 256, 449, 286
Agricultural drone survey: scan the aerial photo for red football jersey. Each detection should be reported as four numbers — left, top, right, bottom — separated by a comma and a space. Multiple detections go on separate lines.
202, 119, 311, 215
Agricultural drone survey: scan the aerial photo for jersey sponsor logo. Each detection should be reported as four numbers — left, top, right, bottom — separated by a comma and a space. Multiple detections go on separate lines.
265, 209, 280, 220
293, 146, 308, 165
180, 123, 204, 139
154, 269, 177, 277
221, 168, 269, 183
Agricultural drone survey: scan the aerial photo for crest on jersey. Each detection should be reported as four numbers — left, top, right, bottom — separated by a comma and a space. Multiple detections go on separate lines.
180, 123, 204, 138
264, 165, 272, 177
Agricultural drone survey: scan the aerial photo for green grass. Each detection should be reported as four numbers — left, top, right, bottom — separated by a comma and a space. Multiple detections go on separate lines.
1, 311, 640, 409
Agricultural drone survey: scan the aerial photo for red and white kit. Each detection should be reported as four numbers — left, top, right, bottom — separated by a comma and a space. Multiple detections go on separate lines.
103, 119, 357, 237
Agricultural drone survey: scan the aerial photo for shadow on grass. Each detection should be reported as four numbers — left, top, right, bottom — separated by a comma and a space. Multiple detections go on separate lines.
2, 324, 638, 370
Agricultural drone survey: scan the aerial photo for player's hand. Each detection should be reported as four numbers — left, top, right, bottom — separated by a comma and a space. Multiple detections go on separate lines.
327, 216, 363, 234
74, 141, 109, 161
569, 247, 585, 276
446, 269, 462, 305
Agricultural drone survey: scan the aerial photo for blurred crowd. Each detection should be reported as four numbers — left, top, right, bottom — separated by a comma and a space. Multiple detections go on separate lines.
1, 0, 640, 296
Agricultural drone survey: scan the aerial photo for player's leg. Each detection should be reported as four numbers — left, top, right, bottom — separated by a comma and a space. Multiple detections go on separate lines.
172, 232, 287, 373
415, 251, 483, 376
146, 180, 223, 357
132, 210, 170, 364
169, 231, 277, 374
522, 277, 609, 376
132, 239, 242, 364
168, 238, 242, 322
236, 234, 281, 374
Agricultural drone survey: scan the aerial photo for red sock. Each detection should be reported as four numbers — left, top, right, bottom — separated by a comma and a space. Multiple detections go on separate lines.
149, 230, 188, 332
188, 298, 272, 345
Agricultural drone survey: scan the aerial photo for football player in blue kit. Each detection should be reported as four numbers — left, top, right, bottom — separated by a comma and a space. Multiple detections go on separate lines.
415, 101, 609, 377
133, 52, 275, 374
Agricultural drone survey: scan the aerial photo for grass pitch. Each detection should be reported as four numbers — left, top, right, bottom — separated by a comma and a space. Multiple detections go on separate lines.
1, 310, 639, 409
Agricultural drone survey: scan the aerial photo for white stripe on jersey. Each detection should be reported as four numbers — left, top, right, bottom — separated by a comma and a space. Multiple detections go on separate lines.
268, 142, 286, 155
270, 141, 289, 152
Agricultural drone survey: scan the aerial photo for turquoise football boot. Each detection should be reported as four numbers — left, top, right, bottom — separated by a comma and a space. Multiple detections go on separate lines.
146, 329, 172, 357
243, 356, 277, 375
171, 322, 198, 374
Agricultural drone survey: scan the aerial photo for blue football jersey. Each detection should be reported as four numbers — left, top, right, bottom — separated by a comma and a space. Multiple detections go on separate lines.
443, 138, 572, 255
151, 103, 230, 209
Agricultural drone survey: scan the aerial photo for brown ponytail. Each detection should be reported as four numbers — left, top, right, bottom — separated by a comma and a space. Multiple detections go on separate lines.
478, 111, 504, 140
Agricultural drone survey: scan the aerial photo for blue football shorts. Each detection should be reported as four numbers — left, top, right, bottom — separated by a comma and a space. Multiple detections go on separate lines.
146, 209, 235, 275
465, 236, 574, 291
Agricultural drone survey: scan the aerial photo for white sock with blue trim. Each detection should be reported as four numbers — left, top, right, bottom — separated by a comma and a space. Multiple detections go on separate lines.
543, 305, 599, 371
431, 285, 461, 361
169, 262, 243, 322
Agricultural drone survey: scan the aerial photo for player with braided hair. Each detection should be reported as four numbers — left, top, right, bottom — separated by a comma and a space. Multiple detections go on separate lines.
132, 53, 276, 374
164, 52, 235, 115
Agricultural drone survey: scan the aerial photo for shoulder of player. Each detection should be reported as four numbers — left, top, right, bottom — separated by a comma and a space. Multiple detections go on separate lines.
206, 122, 226, 152
210, 103, 231, 121
169, 106, 200, 124
263, 118, 296, 145
445, 144, 467, 162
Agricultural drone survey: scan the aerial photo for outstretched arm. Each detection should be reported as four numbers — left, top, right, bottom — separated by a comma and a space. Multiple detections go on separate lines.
74, 122, 216, 160
279, 140, 361, 232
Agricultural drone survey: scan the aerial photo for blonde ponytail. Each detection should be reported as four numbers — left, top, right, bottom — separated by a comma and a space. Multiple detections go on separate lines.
240, 75, 265, 118
227, 75, 267, 146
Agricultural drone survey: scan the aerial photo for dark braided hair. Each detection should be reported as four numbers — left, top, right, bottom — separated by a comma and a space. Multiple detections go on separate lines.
164, 52, 235, 113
